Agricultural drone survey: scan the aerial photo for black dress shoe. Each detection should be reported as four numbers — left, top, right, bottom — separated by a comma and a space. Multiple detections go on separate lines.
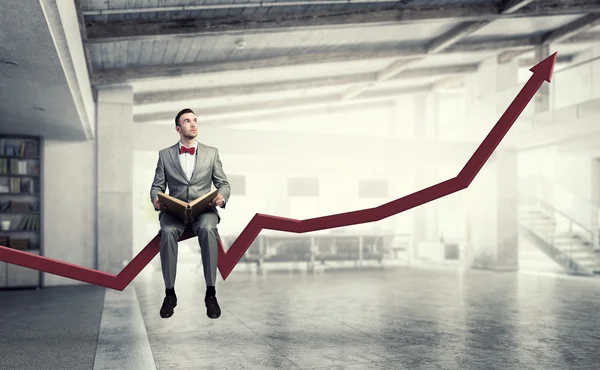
160, 295, 177, 318
205, 296, 221, 319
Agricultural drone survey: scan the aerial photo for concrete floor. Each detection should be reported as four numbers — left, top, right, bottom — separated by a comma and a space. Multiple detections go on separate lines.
2, 262, 600, 370
101, 262, 600, 370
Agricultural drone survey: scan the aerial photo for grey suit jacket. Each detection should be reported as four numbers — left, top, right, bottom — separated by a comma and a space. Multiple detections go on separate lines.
150, 141, 231, 221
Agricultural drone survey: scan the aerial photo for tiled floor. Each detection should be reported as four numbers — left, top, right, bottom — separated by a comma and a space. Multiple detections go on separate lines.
94, 262, 600, 370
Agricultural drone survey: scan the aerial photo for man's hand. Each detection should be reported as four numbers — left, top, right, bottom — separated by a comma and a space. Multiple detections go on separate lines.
153, 196, 166, 211
209, 193, 225, 208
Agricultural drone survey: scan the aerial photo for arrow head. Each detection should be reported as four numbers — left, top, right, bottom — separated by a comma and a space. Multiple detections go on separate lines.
529, 51, 557, 83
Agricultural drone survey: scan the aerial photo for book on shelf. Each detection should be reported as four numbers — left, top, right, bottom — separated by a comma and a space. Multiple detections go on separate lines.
0, 157, 40, 175
0, 137, 41, 255
0, 139, 39, 157
157, 189, 219, 224
0, 236, 35, 251
15, 214, 40, 230
0, 200, 37, 213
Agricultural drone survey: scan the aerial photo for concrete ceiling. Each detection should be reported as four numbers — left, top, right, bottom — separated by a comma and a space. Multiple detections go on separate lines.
75, 0, 600, 126
2, 0, 600, 139
0, 0, 94, 140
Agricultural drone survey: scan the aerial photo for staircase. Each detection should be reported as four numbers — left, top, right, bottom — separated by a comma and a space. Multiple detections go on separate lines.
518, 196, 600, 276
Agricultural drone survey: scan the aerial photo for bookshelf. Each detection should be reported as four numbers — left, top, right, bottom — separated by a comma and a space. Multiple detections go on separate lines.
0, 135, 42, 289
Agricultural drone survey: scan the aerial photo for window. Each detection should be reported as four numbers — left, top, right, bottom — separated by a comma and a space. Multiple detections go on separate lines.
287, 177, 319, 197
358, 179, 388, 198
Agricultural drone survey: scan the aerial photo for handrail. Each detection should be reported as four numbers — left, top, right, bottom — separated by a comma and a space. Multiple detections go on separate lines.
519, 175, 600, 221
519, 175, 600, 248
519, 223, 593, 275
520, 191, 595, 238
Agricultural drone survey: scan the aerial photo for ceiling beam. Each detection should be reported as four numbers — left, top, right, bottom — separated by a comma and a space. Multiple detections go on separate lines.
135, 73, 374, 105
83, 2, 600, 43
517, 54, 575, 67
339, 0, 568, 101
566, 30, 600, 43
497, 49, 531, 64
344, 20, 490, 99
542, 14, 600, 44
500, 0, 536, 14
498, 14, 600, 64
134, 64, 477, 105
134, 84, 433, 124
92, 36, 544, 85
426, 21, 492, 54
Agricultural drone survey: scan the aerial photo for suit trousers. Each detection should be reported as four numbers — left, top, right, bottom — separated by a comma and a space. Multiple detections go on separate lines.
159, 210, 220, 288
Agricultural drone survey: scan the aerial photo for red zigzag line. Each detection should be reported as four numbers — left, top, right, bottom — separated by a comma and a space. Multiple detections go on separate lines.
0, 53, 557, 290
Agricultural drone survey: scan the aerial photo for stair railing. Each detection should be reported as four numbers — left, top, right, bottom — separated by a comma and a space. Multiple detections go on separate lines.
518, 191, 594, 275
519, 175, 600, 250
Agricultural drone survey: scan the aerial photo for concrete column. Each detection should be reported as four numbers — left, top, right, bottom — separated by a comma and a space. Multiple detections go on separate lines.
96, 86, 134, 274
463, 55, 520, 271
533, 45, 550, 112
468, 150, 519, 271
590, 158, 600, 249
411, 94, 439, 259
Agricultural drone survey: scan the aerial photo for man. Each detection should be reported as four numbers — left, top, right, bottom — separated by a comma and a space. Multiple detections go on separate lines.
150, 108, 231, 319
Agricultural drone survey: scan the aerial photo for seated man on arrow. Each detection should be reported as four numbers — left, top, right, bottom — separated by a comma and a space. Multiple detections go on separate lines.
150, 108, 231, 319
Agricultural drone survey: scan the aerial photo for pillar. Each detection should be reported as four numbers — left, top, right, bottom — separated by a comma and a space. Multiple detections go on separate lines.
468, 150, 519, 271
591, 158, 600, 250
411, 93, 439, 259
96, 86, 134, 274
533, 45, 550, 112
463, 56, 520, 271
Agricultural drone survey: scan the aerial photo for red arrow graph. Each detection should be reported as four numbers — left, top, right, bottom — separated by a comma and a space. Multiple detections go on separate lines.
0, 52, 557, 290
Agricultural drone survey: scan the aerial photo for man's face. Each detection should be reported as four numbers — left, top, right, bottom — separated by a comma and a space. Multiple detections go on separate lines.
177, 112, 198, 139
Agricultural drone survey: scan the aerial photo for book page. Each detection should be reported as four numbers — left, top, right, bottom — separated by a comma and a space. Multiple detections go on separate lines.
157, 192, 188, 222
190, 189, 219, 220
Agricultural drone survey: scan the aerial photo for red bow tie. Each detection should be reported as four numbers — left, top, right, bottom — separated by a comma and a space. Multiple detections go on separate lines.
179, 146, 195, 155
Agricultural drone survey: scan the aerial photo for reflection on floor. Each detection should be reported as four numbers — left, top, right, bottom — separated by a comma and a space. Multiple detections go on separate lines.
1, 262, 599, 370
115, 262, 600, 370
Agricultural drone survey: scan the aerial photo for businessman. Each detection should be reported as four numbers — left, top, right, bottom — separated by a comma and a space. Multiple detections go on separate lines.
150, 108, 231, 319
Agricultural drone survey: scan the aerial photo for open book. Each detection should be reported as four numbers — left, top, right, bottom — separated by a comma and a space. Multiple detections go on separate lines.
157, 189, 219, 224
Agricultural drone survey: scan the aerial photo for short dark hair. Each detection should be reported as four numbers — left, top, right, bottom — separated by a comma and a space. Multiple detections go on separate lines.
175, 108, 194, 126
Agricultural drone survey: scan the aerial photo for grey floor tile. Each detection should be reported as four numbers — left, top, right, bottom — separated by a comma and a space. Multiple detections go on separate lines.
132, 262, 600, 370
147, 328, 300, 370
233, 315, 435, 369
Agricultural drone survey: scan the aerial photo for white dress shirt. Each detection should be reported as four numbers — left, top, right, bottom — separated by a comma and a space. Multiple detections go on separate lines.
178, 141, 198, 181
177, 140, 225, 207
